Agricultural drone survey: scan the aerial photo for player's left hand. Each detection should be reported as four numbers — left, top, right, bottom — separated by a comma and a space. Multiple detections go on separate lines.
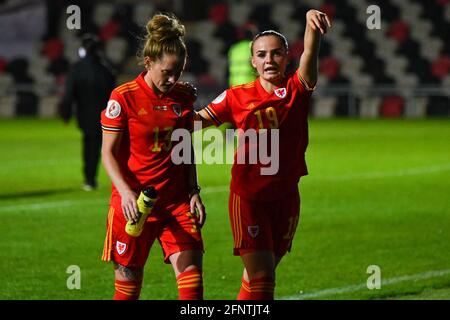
178, 81, 198, 98
190, 193, 206, 228
306, 10, 332, 35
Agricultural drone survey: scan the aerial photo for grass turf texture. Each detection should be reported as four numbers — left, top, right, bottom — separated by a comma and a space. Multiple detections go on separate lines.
0, 118, 449, 300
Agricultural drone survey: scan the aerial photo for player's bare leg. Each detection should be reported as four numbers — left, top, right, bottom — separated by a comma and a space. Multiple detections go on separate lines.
113, 263, 144, 300
241, 254, 283, 282
169, 250, 203, 299
241, 250, 275, 280
238, 250, 276, 300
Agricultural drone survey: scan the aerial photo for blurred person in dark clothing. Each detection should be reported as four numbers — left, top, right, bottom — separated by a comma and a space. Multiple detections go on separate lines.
59, 33, 116, 190
5, 58, 39, 116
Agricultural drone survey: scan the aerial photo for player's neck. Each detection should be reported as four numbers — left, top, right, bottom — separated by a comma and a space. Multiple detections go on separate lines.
259, 77, 283, 93
144, 71, 164, 97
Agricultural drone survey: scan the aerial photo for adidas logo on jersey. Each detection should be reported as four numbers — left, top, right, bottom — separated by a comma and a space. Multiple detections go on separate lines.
138, 108, 148, 116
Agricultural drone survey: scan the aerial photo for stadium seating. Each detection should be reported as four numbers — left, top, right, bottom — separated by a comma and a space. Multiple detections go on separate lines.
0, 0, 448, 117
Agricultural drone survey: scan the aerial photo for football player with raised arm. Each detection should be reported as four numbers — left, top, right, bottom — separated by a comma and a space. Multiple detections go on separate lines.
195, 10, 332, 299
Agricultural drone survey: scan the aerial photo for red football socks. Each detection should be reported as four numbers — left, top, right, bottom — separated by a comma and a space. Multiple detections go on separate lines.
113, 279, 142, 300
237, 277, 252, 300
248, 276, 275, 300
176, 268, 203, 300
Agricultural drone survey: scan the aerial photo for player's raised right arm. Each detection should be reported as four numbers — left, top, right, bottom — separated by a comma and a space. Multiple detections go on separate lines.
299, 10, 332, 88
101, 132, 139, 223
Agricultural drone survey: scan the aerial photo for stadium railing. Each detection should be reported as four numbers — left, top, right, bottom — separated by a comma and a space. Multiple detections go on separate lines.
0, 84, 449, 118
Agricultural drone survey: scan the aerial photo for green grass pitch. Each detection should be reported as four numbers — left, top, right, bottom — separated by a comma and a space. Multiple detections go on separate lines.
0, 118, 449, 300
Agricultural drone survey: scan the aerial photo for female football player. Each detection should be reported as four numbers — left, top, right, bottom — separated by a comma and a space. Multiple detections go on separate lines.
195, 10, 332, 299
101, 13, 205, 300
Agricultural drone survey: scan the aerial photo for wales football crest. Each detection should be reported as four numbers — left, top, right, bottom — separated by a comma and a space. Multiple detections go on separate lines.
116, 241, 127, 255
172, 104, 182, 117
248, 225, 260, 238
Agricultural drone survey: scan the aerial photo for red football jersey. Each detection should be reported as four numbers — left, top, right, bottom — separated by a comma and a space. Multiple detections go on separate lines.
204, 69, 314, 201
101, 72, 196, 205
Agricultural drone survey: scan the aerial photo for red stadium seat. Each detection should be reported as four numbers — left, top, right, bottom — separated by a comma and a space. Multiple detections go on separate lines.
381, 95, 404, 118
0, 57, 6, 73
198, 73, 218, 86
320, 56, 340, 80
209, 3, 229, 25
99, 21, 120, 42
431, 54, 450, 79
290, 39, 304, 61
388, 20, 410, 43
320, 3, 336, 19
41, 37, 64, 61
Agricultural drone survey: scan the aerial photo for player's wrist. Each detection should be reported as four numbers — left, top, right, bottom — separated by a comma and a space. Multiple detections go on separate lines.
189, 185, 201, 198
117, 184, 135, 199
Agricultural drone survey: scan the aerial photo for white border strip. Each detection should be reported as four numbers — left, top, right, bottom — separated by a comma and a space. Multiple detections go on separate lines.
0, 185, 229, 213
324, 164, 450, 181
281, 269, 450, 300
1, 163, 449, 213
0, 199, 106, 213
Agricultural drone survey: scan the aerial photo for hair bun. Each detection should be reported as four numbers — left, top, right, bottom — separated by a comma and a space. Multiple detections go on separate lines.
139, 13, 187, 63
146, 14, 185, 42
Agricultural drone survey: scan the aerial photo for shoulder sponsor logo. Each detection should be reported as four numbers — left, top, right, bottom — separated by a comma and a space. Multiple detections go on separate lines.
172, 104, 182, 117
212, 91, 226, 104
106, 100, 121, 119
116, 241, 127, 255
248, 225, 260, 238
274, 87, 287, 99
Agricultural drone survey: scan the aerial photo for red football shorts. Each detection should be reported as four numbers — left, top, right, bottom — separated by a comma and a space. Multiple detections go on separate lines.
102, 194, 203, 268
228, 188, 300, 257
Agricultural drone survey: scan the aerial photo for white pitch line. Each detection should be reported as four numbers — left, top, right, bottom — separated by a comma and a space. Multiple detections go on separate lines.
281, 269, 450, 300
320, 163, 450, 181
0, 199, 107, 213
0, 185, 229, 213
0, 159, 79, 170
1, 163, 448, 213
202, 185, 229, 193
